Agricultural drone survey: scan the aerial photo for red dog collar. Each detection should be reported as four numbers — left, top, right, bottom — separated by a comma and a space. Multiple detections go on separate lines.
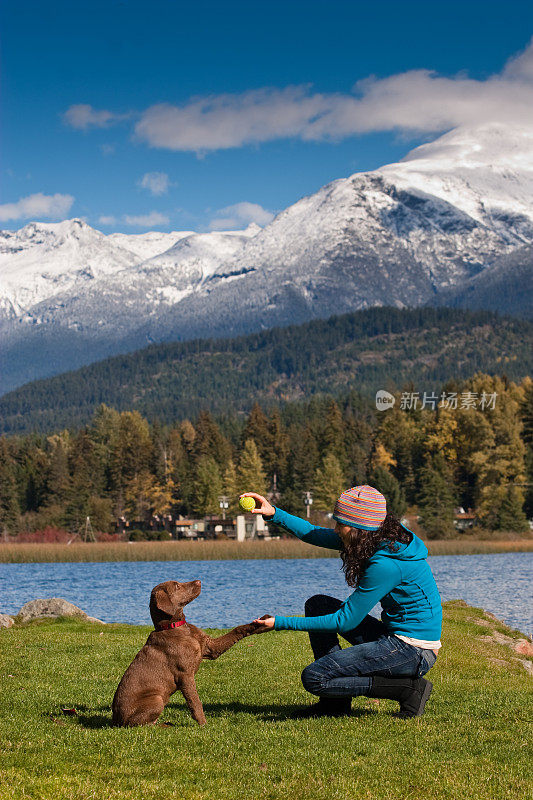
157, 620, 186, 630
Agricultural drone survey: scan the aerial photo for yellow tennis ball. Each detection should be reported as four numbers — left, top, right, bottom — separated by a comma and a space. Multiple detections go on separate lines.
239, 495, 256, 512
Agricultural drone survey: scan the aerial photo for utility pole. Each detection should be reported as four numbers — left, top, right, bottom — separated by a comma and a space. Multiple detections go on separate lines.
218, 495, 230, 520
302, 491, 313, 519
267, 473, 281, 506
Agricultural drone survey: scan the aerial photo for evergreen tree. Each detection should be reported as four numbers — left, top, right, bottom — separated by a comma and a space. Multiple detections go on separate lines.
321, 400, 345, 460
468, 375, 528, 528
369, 466, 407, 518
288, 423, 319, 493
277, 486, 306, 516
242, 403, 269, 448
167, 427, 188, 512
494, 484, 529, 532
266, 408, 289, 485
343, 410, 373, 486
0, 438, 20, 536
236, 439, 267, 496
524, 450, 533, 520
417, 454, 456, 539
520, 378, 533, 446
18, 438, 48, 513
179, 419, 196, 456
193, 456, 222, 517
375, 406, 424, 504
89, 404, 120, 494
109, 411, 152, 507
313, 452, 345, 512
222, 459, 239, 516
25, 473, 40, 514
86, 495, 114, 533
520, 378, 533, 517
43, 434, 71, 507
453, 407, 494, 511
124, 471, 157, 523
194, 411, 232, 471
64, 429, 104, 533
150, 419, 168, 483
90, 404, 121, 444
241, 403, 275, 481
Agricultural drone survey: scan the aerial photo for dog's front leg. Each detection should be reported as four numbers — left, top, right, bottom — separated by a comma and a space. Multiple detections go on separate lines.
180, 676, 206, 726
202, 623, 258, 660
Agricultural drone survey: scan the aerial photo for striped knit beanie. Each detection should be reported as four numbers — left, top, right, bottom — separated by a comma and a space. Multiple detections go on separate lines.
332, 485, 387, 531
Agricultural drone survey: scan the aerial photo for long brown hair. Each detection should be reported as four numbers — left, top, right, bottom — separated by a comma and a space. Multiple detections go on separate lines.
340, 513, 411, 588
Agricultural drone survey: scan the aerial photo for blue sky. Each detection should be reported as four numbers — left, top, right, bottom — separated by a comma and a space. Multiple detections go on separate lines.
1, 0, 532, 233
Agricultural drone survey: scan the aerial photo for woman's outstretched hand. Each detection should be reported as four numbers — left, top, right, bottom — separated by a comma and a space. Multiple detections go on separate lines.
252, 614, 275, 633
240, 492, 275, 517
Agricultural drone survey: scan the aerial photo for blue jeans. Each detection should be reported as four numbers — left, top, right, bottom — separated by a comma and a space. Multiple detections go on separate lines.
301, 594, 438, 699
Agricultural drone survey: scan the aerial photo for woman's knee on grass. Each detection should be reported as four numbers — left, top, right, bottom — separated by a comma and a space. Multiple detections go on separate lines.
301, 664, 325, 695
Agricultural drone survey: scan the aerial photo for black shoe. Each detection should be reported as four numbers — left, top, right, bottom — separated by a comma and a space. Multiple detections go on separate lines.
368, 677, 433, 718
292, 697, 352, 718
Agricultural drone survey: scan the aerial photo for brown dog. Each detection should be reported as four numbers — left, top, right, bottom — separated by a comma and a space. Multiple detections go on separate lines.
112, 579, 260, 727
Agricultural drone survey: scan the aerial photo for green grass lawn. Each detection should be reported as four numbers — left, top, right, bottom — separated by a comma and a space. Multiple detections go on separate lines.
1, 602, 531, 800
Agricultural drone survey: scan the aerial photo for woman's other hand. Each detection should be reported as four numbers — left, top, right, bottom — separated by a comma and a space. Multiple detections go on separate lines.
252, 614, 275, 632
240, 492, 275, 517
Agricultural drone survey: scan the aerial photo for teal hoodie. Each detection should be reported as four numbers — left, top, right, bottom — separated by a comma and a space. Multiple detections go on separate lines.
271, 507, 442, 641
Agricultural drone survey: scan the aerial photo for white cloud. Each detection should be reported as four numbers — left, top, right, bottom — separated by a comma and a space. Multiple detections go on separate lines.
63, 104, 130, 130
502, 38, 533, 81
209, 201, 274, 230
137, 172, 172, 196
0, 192, 75, 222
133, 39, 533, 152
98, 215, 117, 225
101, 143, 116, 156
123, 211, 170, 227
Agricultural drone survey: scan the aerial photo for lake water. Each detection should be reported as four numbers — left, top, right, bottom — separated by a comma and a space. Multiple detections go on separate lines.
1, 553, 532, 635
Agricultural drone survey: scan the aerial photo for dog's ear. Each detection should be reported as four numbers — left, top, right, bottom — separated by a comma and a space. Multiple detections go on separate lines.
151, 587, 176, 617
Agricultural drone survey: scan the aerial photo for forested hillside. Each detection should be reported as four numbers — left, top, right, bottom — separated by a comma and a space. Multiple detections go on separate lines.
0, 373, 532, 540
1, 307, 531, 435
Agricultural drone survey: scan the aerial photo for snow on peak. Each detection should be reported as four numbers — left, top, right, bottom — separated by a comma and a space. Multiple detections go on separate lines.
393, 123, 533, 172
12, 217, 94, 240
139, 227, 257, 285
0, 217, 138, 317
374, 123, 533, 232
107, 229, 195, 261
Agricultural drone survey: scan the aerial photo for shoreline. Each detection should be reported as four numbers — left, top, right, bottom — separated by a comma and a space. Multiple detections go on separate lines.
0, 538, 532, 563
2, 598, 531, 642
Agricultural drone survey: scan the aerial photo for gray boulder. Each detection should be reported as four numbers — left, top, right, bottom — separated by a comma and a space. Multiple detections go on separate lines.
0, 613, 14, 628
16, 598, 105, 624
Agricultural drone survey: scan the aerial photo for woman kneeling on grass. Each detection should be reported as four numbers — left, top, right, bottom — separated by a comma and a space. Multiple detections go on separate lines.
244, 485, 442, 718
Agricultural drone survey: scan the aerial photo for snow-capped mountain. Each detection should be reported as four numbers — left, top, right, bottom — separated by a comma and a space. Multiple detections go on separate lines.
0, 218, 139, 320
1, 122, 532, 393
107, 230, 195, 261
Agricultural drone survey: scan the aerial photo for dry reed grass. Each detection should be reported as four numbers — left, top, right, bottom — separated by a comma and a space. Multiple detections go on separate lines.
0, 537, 531, 563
